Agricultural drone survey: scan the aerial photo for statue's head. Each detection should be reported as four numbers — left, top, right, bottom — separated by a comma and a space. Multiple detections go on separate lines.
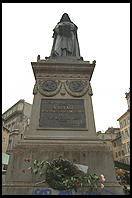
59, 13, 72, 22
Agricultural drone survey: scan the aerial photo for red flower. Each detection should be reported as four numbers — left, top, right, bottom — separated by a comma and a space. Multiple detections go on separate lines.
76, 179, 80, 184
24, 158, 30, 162
22, 168, 25, 173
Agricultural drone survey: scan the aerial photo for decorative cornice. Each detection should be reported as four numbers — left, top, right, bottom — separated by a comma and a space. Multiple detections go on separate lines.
31, 61, 95, 81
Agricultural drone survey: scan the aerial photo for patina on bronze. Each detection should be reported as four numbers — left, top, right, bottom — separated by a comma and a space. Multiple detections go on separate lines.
50, 13, 81, 59
39, 99, 86, 128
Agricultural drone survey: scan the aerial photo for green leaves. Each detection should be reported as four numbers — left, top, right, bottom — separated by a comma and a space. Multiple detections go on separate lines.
87, 178, 91, 185
34, 160, 39, 166
39, 171, 44, 177
25, 158, 103, 192
28, 166, 32, 171
28, 159, 47, 176
71, 177, 74, 181
33, 168, 38, 174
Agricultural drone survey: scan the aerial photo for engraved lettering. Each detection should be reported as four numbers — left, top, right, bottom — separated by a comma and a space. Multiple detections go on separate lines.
39, 99, 86, 128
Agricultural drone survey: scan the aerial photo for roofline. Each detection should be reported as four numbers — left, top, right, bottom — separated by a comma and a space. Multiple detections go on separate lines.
3, 126, 10, 133
2, 99, 25, 115
117, 109, 130, 121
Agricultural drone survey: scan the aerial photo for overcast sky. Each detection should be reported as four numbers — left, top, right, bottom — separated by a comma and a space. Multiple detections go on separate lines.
2, 3, 130, 132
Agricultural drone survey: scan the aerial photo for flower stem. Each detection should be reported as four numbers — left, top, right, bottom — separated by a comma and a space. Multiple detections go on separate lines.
35, 179, 46, 185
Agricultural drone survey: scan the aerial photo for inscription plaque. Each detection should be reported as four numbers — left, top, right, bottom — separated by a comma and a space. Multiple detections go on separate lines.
39, 99, 86, 128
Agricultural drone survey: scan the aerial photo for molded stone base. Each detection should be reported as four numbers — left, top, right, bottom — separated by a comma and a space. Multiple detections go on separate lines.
2, 139, 124, 195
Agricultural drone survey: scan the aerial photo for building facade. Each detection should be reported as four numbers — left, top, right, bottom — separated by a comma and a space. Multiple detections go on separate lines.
2, 118, 10, 175
97, 127, 123, 161
97, 90, 130, 165
117, 90, 130, 164
2, 99, 32, 154
96, 127, 120, 141
2, 119, 10, 153
111, 135, 124, 162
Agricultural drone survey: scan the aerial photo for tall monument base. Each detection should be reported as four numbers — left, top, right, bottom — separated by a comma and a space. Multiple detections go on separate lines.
2, 138, 124, 195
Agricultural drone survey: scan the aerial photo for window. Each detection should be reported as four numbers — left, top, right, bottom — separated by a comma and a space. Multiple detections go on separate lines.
9, 139, 12, 144
122, 150, 125, 156
127, 142, 130, 153
21, 134, 23, 139
119, 139, 121, 144
102, 135, 104, 140
118, 151, 121, 157
125, 130, 129, 138
128, 127, 130, 136
2, 138, 6, 142
113, 142, 116, 147
120, 122, 123, 128
12, 122, 15, 130
7, 139, 12, 151
123, 143, 127, 154
125, 158, 129, 164
123, 119, 126, 127
121, 131, 124, 139
127, 116, 130, 124
122, 119, 127, 128
117, 139, 121, 146
116, 152, 118, 158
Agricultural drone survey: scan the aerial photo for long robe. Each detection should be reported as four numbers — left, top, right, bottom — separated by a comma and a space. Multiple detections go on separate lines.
50, 21, 81, 59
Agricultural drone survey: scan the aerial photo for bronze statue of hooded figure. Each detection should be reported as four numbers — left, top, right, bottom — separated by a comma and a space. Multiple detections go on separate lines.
50, 13, 81, 59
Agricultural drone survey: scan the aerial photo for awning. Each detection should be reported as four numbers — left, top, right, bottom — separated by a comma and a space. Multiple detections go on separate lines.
2, 152, 9, 165
115, 169, 126, 175
114, 161, 130, 171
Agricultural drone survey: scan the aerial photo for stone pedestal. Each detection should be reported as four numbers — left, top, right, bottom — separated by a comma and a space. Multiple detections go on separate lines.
2, 58, 124, 195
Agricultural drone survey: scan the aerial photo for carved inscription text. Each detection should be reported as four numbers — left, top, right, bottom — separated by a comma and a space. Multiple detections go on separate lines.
39, 99, 86, 128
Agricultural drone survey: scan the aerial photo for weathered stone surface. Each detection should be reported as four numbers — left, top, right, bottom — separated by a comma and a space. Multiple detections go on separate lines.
3, 139, 124, 195
39, 99, 86, 128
